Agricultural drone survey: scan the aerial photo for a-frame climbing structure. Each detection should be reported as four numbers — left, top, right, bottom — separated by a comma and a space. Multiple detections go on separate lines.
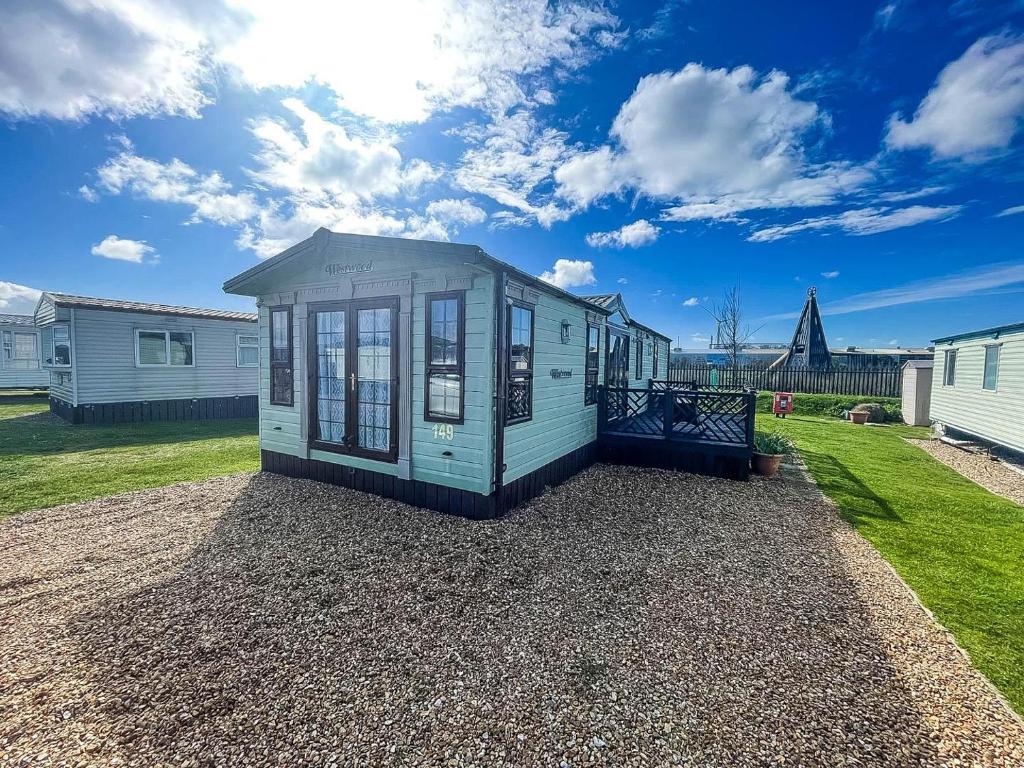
775, 287, 831, 369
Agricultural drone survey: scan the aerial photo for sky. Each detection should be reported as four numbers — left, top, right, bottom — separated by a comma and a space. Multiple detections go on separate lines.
1, 0, 1023, 349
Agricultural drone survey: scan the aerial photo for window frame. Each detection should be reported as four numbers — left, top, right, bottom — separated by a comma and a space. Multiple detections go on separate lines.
585, 322, 600, 406
269, 305, 294, 407
506, 300, 535, 425
50, 324, 72, 368
424, 290, 466, 424
134, 329, 195, 368
652, 341, 659, 380
982, 344, 1000, 391
635, 337, 644, 380
943, 349, 957, 387
236, 331, 260, 368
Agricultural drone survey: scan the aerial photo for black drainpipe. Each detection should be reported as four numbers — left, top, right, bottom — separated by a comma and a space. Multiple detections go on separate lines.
493, 267, 507, 516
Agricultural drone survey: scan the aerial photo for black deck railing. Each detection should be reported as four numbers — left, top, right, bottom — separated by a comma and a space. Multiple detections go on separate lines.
597, 384, 756, 451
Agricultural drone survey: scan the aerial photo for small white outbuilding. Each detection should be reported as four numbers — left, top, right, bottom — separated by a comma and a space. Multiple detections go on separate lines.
900, 360, 933, 427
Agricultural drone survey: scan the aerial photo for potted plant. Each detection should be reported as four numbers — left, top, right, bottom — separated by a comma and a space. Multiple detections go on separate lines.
752, 431, 794, 478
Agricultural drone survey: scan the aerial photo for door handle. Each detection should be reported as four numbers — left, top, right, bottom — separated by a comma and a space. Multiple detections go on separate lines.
349, 372, 356, 392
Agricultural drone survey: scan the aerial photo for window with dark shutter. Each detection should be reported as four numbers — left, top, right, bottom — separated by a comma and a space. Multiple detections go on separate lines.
270, 306, 293, 406
425, 291, 464, 422
507, 303, 534, 423
652, 342, 659, 379
585, 323, 599, 405
635, 338, 643, 379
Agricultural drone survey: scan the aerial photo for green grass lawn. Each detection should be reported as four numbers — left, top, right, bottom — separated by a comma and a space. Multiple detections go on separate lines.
0, 391, 259, 517
759, 413, 1024, 713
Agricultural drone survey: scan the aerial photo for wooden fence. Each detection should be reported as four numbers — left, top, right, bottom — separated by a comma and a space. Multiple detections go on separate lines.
665, 364, 903, 398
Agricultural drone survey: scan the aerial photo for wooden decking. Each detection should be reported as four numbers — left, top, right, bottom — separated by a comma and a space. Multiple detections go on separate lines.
597, 384, 756, 479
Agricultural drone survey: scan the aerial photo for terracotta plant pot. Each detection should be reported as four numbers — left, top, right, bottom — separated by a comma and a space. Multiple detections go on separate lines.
849, 411, 869, 425
752, 452, 783, 478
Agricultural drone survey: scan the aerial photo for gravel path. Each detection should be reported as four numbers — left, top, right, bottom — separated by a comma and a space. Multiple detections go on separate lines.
2, 466, 1022, 767
909, 438, 1024, 507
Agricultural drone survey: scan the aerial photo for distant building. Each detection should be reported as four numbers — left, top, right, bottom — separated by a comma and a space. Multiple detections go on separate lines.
830, 346, 934, 369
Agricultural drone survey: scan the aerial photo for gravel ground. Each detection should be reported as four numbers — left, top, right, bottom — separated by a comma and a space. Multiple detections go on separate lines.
2, 466, 1022, 767
909, 438, 1024, 507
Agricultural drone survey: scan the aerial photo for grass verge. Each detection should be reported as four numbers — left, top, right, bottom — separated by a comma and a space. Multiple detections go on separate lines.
0, 392, 259, 517
759, 413, 1024, 714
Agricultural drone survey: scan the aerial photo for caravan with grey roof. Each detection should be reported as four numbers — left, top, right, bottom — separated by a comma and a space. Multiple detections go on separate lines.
222, 229, 679, 519
33, 292, 259, 424
0, 313, 48, 390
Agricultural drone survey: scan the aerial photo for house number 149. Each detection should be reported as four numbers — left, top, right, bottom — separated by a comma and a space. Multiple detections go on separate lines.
432, 424, 455, 440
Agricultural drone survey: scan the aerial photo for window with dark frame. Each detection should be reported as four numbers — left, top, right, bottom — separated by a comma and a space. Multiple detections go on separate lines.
507, 302, 534, 423
652, 342, 659, 379
425, 291, 464, 422
585, 323, 599, 405
943, 349, 957, 387
635, 338, 643, 379
51, 324, 71, 367
270, 306, 293, 406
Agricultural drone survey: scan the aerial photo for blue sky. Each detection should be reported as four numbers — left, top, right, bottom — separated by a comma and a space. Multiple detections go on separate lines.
1, 0, 1022, 349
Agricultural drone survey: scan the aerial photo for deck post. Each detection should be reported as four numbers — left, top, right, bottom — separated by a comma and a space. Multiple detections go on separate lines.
663, 386, 673, 438
744, 388, 757, 449
597, 386, 606, 435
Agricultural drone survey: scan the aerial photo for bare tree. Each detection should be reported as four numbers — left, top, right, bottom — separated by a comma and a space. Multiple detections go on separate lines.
705, 286, 762, 367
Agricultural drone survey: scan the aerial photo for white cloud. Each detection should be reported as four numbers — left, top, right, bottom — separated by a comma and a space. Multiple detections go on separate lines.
538, 258, 596, 289
821, 270, 840, 278
748, 204, 962, 242
454, 111, 575, 227
764, 261, 1024, 319
90, 235, 157, 263
78, 185, 99, 203
0, 1, 620, 124
996, 204, 1024, 217
423, 199, 487, 228
617, 277, 629, 284
249, 99, 439, 203
0, 281, 42, 314
94, 147, 258, 225
886, 34, 1024, 160
216, 0, 620, 123
585, 219, 660, 248
682, 297, 701, 306
0, 0, 224, 121
874, 2, 898, 30
555, 63, 873, 218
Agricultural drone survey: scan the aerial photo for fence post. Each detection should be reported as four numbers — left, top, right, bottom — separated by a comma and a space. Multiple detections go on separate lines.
745, 389, 757, 450
597, 386, 606, 435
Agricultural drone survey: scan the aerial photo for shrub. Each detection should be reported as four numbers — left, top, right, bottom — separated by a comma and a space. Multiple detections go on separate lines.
753, 431, 794, 455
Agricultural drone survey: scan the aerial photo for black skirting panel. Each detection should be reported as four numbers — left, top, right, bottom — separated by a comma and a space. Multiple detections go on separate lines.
262, 441, 598, 520
49, 395, 258, 425
597, 436, 751, 480
262, 449, 498, 520
499, 442, 597, 513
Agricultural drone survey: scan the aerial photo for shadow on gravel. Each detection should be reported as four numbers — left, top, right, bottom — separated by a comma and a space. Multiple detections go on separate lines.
57, 468, 944, 765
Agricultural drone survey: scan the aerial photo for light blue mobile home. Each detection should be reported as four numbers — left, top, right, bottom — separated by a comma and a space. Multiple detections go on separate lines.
33, 293, 259, 424
0, 313, 48, 389
223, 229, 672, 518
